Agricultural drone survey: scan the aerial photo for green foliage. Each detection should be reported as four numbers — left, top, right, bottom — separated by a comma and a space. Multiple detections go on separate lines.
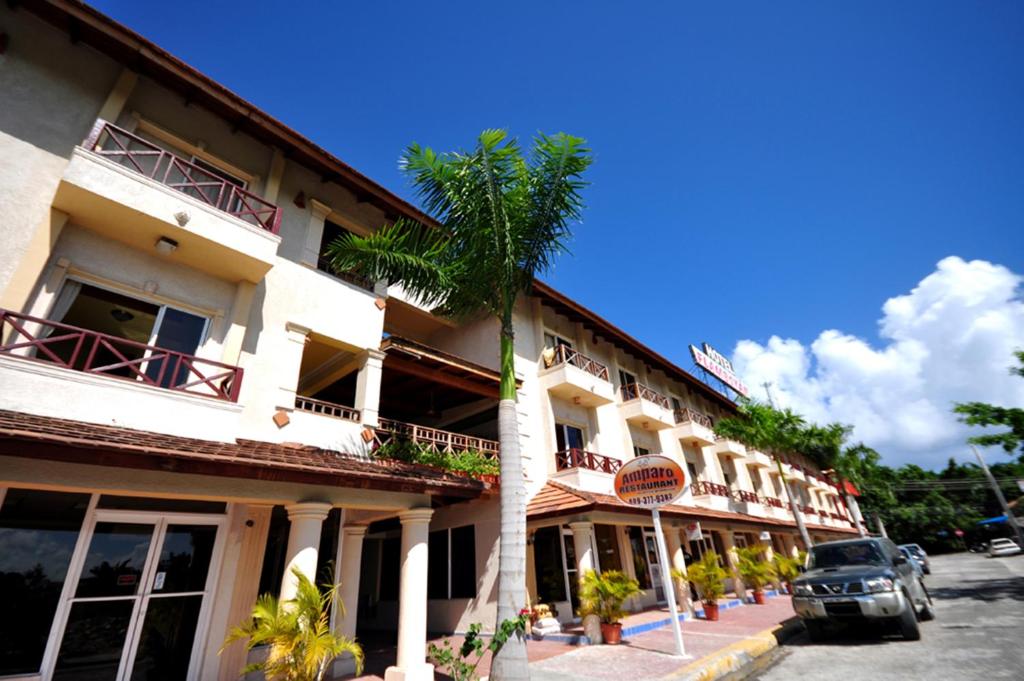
954, 351, 1024, 455
221, 567, 364, 681
428, 616, 529, 681
735, 544, 777, 591
375, 439, 500, 477
577, 569, 643, 624
772, 552, 805, 583
679, 551, 728, 605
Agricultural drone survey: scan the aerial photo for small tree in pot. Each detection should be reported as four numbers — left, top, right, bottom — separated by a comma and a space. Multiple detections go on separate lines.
736, 544, 777, 604
682, 552, 727, 621
772, 552, 802, 594
578, 569, 642, 644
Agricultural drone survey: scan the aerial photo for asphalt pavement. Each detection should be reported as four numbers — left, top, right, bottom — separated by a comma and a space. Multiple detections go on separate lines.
751, 550, 1024, 681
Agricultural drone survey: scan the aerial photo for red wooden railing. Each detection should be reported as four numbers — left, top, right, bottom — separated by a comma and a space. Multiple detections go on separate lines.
619, 382, 671, 409
83, 120, 282, 234
762, 496, 785, 508
0, 308, 242, 401
673, 407, 713, 428
692, 479, 731, 497
546, 344, 610, 381
554, 448, 622, 474
294, 395, 360, 422
733, 489, 760, 503
375, 417, 500, 460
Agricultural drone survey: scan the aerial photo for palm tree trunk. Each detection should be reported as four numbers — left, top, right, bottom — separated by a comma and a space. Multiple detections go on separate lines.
844, 492, 867, 537
490, 323, 529, 681
774, 455, 813, 550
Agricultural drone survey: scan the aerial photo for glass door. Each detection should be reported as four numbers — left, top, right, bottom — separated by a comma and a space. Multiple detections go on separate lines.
642, 530, 666, 603
46, 512, 223, 681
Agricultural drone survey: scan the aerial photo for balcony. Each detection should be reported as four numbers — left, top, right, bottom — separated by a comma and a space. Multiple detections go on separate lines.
784, 463, 806, 483
746, 449, 774, 468
552, 448, 622, 494
53, 120, 280, 283
713, 436, 747, 458
762, 496, 785, 509
619, 382, 675, 429
672, 407, 716, 447
732, 489, 766, 516
295, 395, 360, 422
376, 417, 500, 460
0, 308, 241, 401
539, 345, 615, 407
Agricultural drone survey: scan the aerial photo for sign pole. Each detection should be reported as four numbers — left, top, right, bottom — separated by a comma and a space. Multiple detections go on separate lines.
652, 508, 687, 657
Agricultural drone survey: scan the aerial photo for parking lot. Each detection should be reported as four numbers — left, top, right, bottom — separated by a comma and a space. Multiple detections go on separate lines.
753, 550, 1024, 680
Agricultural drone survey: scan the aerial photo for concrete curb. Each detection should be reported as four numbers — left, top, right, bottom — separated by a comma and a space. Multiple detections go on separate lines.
660, 617, 804, 681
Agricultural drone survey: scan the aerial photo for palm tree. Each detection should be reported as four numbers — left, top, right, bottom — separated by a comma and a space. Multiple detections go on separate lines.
222, 567, 364, 681
714, 400, 814, 549
326, 130, 592, 680
831, 443, 882, 537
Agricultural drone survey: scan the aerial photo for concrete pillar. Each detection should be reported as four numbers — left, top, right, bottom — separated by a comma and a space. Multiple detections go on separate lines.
568, 522, 596, 575
385, 508, 435, 681
264, 148, 286, 203
97, 68, 138, 123
301, 199, 333, 268
221, 281, 255, 365
336, 525, 367, 639
280, 502, 332, 602
355, 349, 386, 428
718, 531, 744, 598
665, 527, 694, 614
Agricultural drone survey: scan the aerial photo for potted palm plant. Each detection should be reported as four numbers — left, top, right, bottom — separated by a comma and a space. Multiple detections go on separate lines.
577, 569, 643, 644
684, 551, 728, 621
222, 567, 364, 681
736, 544, 777, 604
773, 551, 806, 594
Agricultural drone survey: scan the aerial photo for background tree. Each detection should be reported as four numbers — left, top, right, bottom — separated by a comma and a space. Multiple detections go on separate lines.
326, 129, 591, 680
954, 351, 1024, 455
715, 400, 814, 549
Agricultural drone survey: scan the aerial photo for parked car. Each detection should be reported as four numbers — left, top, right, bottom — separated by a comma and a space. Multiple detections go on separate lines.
899, 543, 930, 574
988, 538, 1022, 557
791, 537, 933, 642
900, 547, 924, 579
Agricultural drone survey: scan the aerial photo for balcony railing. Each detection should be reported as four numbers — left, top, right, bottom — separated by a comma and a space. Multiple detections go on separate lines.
545, 344, 610, 381
554, 448, 622, 474
620, 382, 671, 409
294, 395, 360, 422
673, 407, 713, 428
762, 496, 785, 509
0, 308, 242, 401
733, 489, 760, 504
315, 256, 376, 292
83, 120, 282, 233
799, 504, 816, 514
692, 479, 731, 497
375, 417, 500, 460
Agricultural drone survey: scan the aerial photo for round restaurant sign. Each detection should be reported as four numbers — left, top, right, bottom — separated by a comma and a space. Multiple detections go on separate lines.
613, 455, 688, 509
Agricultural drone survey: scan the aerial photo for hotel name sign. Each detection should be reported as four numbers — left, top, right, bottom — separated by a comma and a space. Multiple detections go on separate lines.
689, 342, 750, 397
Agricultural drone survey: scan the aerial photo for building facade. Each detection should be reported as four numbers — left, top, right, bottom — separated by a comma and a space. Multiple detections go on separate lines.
0, 3, 860, 680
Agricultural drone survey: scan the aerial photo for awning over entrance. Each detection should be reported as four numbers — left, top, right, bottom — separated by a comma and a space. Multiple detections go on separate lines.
0, 410, 484, 498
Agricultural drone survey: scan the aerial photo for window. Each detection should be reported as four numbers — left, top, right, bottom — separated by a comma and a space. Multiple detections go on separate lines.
594, 525, 622, 572
633, 446, 651, 457
257, 506, 290, 598
427, 525, 477, 600
533, 526, 567, 603
543, 332, 573, 351
618, 369, 636, 387
671, 397, 682, 411
47, 281, 209, 387
0, 488, 91, 675
748, 466, 763, 494
190, 156, 248, 190
626, 527, 652, 589
555, 423, 585, 452
686, 461, 699, 483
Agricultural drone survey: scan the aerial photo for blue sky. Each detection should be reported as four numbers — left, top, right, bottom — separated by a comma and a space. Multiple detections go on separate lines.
92, 1, 1024, 464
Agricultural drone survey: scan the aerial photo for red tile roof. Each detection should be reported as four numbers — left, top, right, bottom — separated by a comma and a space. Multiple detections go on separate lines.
0, 410, 484, 497
527, 481, 858, 534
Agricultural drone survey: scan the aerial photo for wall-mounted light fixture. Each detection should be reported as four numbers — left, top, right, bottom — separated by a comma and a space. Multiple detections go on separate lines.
155, 236, 179, 254
173, 210, 190, 226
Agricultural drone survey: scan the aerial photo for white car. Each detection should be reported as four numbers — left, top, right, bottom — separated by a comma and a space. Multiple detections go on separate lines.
988, 538, 1022, 557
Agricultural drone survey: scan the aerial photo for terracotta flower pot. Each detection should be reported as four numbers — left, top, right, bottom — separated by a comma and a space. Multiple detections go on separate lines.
600, 622, 623, 644
702, 602, 720, 621
753, 590, 766, 605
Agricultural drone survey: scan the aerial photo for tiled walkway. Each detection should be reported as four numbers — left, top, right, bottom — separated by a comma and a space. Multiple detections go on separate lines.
346, 594, 796, 681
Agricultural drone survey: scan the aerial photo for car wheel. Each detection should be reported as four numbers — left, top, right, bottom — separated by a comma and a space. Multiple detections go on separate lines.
805, 620, 827, 642
899, 598, 922, 640
923, 566, 931, 575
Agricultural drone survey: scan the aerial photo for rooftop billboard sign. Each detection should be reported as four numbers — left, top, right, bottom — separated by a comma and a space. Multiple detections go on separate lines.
690, 343, 750, 397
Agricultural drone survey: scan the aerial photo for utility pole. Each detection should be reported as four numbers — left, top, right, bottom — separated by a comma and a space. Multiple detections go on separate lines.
973, 445, 1024, 548
762, 381, 776, 407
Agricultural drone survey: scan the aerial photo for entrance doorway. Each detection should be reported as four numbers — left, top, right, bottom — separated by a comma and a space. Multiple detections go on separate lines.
43, 509, 225, 681
642, 529, 666, 603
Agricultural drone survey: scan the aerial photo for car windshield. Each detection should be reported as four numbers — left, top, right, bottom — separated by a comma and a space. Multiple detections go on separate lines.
810, 542, 887, 569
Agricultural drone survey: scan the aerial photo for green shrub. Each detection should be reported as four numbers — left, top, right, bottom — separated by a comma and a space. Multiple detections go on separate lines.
682, 551, 728, 605
577, 569, 643, 624
735, 544, 777, 591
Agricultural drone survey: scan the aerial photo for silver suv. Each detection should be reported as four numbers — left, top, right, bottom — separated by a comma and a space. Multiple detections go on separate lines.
791, 537, 934, 641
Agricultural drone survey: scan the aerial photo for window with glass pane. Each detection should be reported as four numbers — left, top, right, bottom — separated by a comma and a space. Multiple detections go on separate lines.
555, 423, 584, 452
594, 525, 622, 572
129, 595, 204, 681
52, 599, 134, 681
152, 525, 216, 593
76, 522, 155, 598
532, 527, 566, 603
146, 307, 207, 387
450, 525, 477, 598
257, 506, 290, 598
0, 488, 90, 676
627, 527, 651, 589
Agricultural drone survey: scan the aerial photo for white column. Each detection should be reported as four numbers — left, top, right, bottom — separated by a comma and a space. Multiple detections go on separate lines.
718, 530, 743, 597
568, 521, 596, 575
665, 527, 694, 614
336, 525, 367, 639
385, 508, 435, 681
355, 349, 386, 428
279, 502, 332, 602
279, 322, 311, 410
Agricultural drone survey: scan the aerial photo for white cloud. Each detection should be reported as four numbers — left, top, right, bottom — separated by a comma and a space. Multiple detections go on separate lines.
732, 256, 1024, 469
